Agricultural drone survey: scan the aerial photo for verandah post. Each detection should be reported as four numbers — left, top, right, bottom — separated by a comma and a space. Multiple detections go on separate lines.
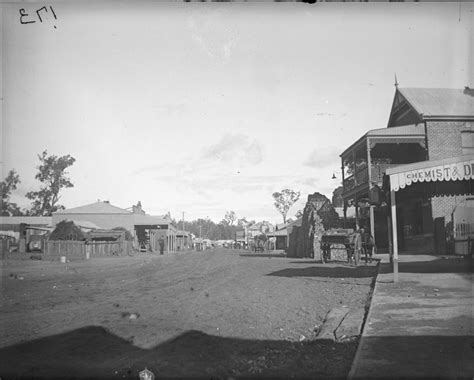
390, 188, 399, 283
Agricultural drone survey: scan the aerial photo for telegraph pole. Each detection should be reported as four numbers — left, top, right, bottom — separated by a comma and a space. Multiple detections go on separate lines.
182, 211, 185, 249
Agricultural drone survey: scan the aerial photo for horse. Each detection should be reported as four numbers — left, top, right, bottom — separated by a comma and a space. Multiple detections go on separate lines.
253, 233, 267, 252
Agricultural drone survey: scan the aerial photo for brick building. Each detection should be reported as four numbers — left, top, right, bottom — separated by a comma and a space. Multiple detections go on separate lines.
340, 87, 474, 254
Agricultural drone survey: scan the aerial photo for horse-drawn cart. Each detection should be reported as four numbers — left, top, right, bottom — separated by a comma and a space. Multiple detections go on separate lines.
320, 229, 355, 264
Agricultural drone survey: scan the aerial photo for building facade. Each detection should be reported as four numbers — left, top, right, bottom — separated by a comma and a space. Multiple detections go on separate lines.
53, 201, 178, 252
341, 87, 474, 254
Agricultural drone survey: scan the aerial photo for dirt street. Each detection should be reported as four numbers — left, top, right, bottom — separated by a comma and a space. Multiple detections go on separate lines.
0, 248, 378, 379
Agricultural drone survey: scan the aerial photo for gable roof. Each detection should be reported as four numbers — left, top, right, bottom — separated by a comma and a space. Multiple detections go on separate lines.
388, 87, 474, 127
400, 88, 474, 118
54, 201, 131, 215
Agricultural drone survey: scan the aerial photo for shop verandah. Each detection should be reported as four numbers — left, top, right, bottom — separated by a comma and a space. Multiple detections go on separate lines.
386, 154, 474, 280
340, 124, 427, 251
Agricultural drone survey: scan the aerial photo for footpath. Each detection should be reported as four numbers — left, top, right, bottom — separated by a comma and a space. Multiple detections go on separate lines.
349, 253, 474, 379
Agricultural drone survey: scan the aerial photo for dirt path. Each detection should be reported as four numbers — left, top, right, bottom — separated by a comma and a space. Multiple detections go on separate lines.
1, 248, 378, 378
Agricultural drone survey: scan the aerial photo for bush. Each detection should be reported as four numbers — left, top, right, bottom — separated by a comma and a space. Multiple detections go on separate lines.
112, 227, 134, 241
49, 220, 85, 241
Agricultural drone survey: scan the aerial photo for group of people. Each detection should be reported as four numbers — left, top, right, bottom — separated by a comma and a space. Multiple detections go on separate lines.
349, 227, 376, 265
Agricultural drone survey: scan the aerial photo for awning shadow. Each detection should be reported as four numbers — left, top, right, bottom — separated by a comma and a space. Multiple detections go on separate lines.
267, 265, 378, 278
378, 257, 473, 274
353, 335, 474, 378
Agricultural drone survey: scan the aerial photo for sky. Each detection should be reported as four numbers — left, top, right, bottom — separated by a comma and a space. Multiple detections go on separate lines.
1, 1, 472, 223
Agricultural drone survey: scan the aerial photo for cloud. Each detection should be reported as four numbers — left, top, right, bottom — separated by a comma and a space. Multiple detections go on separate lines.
132, 133, 264, 179
202, 133, 264, 167
303, 147, 341, 169
315, 112, 347, 119
154, 173, 288, 196
297, 177, 321, 188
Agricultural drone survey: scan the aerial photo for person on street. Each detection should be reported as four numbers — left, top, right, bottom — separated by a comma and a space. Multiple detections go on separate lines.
158, 236, 165, 255
353, 227, 364, 266
362, 229, 376, 263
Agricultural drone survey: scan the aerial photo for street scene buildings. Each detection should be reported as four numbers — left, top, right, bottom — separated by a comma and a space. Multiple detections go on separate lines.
1, 2, 473, 379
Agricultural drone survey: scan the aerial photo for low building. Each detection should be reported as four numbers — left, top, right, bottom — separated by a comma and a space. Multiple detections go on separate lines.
266, 228, 289, 250
176, 230, 192, 250
1, 216, 52, 252
52, 201, 178, 253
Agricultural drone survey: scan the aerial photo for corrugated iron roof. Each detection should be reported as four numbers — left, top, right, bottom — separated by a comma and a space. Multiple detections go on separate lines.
399, 88, 474, 118
0, 216, 52, 225
340, 124, 426, 158
367, 124, 425, 136
133, 214, 170, 226
54, 201, 131, 215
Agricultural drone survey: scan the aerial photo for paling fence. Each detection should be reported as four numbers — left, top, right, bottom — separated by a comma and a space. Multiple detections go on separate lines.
454, 222, 474, 255
45, 240, 132, 259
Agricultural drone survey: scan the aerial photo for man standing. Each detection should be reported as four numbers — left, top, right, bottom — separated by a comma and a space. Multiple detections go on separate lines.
353, 227, 364, 266
158, 236, 165, 255
362, 229, 376, 263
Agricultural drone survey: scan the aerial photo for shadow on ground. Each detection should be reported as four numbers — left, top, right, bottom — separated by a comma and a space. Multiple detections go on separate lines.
267, 265, 378, 278
378, 257, 473, 275
0, 326, 357, 379
239, 253, 287, 258
353, 335, 474, 378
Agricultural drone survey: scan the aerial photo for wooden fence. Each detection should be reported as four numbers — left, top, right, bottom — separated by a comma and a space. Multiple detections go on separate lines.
45, 240, 132, 259
454, 223, 474, 255
454, 223, 474, 238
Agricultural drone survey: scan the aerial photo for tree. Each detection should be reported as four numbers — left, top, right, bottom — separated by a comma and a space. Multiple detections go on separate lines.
237, 217, 247, 227
224, 210, 236, 226
272, 188, 300, 224
26, 150, 76, 216
0, 169, 22, 216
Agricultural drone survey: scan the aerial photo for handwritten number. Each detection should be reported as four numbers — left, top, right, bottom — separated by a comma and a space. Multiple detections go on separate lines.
19, 8, 35, 24
50, 6, 57, 20
36, 6, 47, 23
20, 5, 58, 27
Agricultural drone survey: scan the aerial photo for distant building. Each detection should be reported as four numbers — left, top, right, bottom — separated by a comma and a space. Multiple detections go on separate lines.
52, 201, 178, 253
247, 221, 275, 238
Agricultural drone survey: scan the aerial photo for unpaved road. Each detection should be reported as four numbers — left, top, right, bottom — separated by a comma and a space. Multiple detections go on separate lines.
0, 248, 378, 378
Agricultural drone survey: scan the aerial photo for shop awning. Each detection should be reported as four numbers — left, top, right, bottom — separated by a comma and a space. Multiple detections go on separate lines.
386, 154, 474, 192
385, 154, 474, 282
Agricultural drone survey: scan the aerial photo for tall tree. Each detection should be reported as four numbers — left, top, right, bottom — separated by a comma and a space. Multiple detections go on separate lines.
237, 217, 249, 227
26, 150, 76, 216
224, 210, 236, 226
272, 188, 300, 224
0, 169, 22, 216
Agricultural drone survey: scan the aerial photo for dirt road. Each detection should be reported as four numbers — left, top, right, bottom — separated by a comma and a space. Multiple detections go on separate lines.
1, 248, 377, 378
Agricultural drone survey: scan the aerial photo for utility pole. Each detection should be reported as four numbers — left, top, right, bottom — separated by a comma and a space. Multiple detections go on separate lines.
182, 211, 185, 249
